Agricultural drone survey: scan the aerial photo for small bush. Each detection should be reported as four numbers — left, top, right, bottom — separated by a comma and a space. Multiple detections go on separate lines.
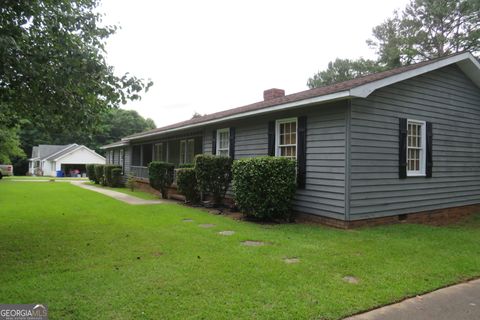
94, 164, 105, 185
176, 168, 199, 204
149, 161, 174, 198
195, 154, 232, 206
125, 173, 136, 191
86, 164, 96, 183
111, 168, 124, 188
232, 157, 297, 221
104, 165, 122, 187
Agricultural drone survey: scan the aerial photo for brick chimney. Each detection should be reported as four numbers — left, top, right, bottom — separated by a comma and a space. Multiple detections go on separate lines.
263, 88, 285, 101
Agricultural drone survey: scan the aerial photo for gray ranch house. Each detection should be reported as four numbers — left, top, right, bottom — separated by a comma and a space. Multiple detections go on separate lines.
102, 52, 480, 227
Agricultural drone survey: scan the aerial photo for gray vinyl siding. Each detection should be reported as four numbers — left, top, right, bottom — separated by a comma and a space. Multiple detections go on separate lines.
348, 65, 480, 220
295, 103, 346, 219
202, 102, 347, 219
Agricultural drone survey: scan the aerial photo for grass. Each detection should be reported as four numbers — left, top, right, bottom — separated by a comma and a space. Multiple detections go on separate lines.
4, 176, 88, 180
0, 180, 479, 319
82, 181, 160, 200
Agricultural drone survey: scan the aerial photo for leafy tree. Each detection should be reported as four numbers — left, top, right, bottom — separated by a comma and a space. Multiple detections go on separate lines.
0, 126, 24, 163
368, 0, 480, 67
0, 0, 152, 163
307, 58, 385, 88
308, 0, 480, 87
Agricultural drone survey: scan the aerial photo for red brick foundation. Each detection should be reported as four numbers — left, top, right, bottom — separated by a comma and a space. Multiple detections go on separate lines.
297, 203, 480, 229
132, 178, 479, 229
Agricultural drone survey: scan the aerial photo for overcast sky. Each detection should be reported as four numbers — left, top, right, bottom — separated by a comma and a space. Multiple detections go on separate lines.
100, 0, 409, 128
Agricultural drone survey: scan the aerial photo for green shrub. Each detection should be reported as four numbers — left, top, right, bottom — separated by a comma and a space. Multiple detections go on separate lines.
111, 168, 124, 188
94, 164, 105, 185
86, 164, 96, 183
195, 154, 232, 206
104, 165, 122, 187
176, 168, 199, 204
232, 157, 297, 221
125, 173, 136, 191
148, 161, 174, 198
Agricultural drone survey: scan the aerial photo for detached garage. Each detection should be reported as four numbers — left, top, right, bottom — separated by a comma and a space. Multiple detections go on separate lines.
28, 144, 105, 177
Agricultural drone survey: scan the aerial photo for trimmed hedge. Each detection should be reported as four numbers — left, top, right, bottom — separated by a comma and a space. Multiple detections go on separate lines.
94, 164, 105, 185
195, 154, 232, 206
111, 168, 124, 188
176, 168, 199, 204
232, 157, 297, 221
149, 161, 174, 198
86, 164, 96, 183
104, 165, 122, 187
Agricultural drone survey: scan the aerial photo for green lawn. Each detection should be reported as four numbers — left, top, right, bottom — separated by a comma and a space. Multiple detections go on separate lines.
82, 181, 160, 200
4, 176, 88, 180
0, 181, 479, 319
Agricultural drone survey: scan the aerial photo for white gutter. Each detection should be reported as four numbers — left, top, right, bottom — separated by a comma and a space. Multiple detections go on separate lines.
124, 90, 352, 142
100, 141, 128, 150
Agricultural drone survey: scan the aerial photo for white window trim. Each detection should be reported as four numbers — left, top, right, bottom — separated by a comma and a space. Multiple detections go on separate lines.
216, 128, 230, 156
407, 119, 426, 177
275, 117, 298, 158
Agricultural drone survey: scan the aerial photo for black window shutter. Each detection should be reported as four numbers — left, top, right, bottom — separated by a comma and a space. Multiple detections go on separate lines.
211, 130, 217, 155
426, 122, 433, 178
268, 121, 275, 156
229, 127, 235, 159
399, 118, 408, 179
297, 116, 307, 189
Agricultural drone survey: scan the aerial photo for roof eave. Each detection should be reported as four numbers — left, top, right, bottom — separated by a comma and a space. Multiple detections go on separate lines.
350, 52, 480, 97
124, 90, 352, 142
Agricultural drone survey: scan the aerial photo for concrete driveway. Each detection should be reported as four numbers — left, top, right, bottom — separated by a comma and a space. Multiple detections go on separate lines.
345, 278, 480, 320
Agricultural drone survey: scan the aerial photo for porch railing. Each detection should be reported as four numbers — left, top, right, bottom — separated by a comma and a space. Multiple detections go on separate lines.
130, 166, 184, 185
130, 166, 149, 179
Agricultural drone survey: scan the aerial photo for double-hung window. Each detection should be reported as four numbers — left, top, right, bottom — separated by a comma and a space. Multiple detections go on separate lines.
407, 119, 426, 176
180, 139, 195, 164
276, 118, 297, 159
216, 128, 230, 157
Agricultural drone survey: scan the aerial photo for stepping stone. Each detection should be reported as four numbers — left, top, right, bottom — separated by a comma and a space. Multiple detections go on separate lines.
199, 223, 216, 228
242, 240, 266, 247
284, 257, 300, 264
182, 219, 194, 222
218, 230, 235, 236
343, 276, 359, 284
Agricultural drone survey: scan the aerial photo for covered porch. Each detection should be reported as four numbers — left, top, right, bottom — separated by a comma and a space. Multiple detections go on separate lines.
129, 133, 203, 180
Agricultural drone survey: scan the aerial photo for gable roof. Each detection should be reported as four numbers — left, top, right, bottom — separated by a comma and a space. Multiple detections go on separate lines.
49, 145, 106, 162
45, 144, 80, 161
29, 144, 105, 162
29, 144, 71, 160
107, 52, 480, 145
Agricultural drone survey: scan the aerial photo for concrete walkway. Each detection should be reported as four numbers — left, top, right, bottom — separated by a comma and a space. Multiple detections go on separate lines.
345, 278, 480, 320
9, 179, 88, 182
71, 181, 164, 205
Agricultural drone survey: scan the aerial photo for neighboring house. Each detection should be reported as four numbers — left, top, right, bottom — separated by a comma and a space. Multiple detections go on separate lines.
102, 52, 480, 227
29, 144, 105, 177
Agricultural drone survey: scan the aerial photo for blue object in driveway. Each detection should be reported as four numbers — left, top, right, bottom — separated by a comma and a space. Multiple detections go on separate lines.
56, 170, 64, 177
